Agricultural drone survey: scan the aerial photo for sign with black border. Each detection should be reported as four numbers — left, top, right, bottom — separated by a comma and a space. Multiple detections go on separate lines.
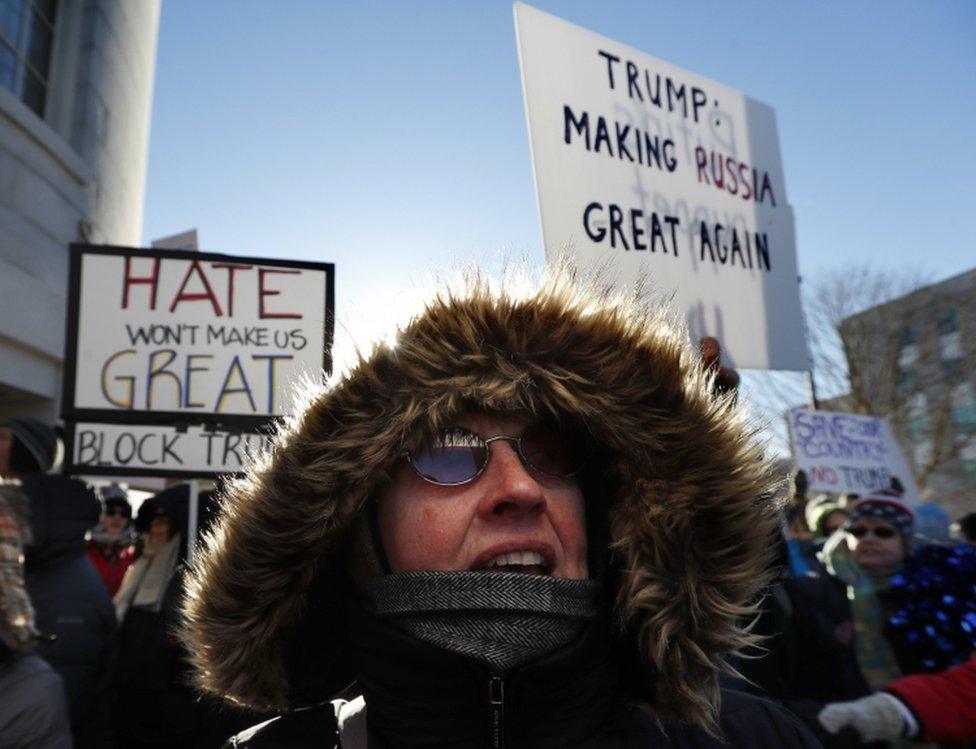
61, 244, 334, 476
64, 421, 276, 479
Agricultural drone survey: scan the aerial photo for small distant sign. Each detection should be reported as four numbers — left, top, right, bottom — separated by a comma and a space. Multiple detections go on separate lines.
788, 408, 920, 501
151, 229, 199, 251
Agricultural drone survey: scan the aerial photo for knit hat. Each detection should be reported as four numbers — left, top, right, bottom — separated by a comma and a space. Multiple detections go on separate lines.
846, 489, 914, 539
805, 494, 849, 537
100, 485, 132, 518
1, 418, 59, 474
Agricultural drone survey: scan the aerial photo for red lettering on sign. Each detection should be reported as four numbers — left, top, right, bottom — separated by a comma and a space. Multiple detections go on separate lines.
169, 260, 224, 316
211, 263, 253, 318
258, 269, 302, 319
810, 466, 838, 485
122, 257, 161, 310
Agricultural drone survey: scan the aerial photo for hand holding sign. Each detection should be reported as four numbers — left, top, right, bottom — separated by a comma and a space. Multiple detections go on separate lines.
699, 336, 740, 401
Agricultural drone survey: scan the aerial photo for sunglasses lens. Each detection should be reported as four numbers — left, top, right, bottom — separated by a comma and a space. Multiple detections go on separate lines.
519, 424, 581, 477
411, 428, 487, 485
850, 525, 896, 539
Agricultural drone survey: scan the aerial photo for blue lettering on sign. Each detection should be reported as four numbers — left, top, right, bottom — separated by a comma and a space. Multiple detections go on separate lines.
792, 412, 888, 462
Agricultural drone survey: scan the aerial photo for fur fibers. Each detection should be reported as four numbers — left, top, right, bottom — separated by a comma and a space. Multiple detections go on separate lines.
181, 270, 781, 733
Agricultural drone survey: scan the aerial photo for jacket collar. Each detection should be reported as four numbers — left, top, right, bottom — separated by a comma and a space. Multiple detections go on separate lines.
346, 593, 624, 748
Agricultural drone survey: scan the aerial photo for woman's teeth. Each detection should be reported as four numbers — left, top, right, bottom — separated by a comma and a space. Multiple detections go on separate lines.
483, 550, 547, 572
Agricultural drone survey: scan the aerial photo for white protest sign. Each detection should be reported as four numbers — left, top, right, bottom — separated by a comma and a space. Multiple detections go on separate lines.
788, 409, 920, 501
515, 3, 808, 370
64, 245, 334, 422
66, 422, 273, 477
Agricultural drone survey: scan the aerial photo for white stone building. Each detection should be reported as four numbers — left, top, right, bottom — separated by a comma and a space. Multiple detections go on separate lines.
0, 0, 160, 422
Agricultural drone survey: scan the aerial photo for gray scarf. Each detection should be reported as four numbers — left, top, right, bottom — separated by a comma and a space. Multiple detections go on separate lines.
360, 570, 600, 673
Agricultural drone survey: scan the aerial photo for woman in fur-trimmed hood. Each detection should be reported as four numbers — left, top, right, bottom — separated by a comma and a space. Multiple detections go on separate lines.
183, 271, 817, 748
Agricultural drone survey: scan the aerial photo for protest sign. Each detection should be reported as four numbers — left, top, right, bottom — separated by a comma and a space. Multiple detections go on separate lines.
60, 244, 333, 476
62, 244, 333, 424
788, 408, 920, 501
64, 422, 274, 478
514, 3, 808, 370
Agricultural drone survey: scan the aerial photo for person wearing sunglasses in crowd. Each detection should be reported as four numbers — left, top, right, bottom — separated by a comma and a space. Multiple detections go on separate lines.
86, 485, 137, 597
773, 489, 934, 748
183, 272, 818, 748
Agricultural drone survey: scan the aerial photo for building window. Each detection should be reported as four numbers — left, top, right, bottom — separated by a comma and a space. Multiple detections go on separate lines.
912, 439, 932, 467
898, 369, 916, 392
0, 0, 57, 118
907, 391, 927, 416
898, 343, 918, 368
943, 358, 962, 378
940, 331, 961, 359
954, 404, 976, 436
907, 415, 929, 440
898, 324, 916, 347
952, 383, 975, 407
937, 309, 959, 335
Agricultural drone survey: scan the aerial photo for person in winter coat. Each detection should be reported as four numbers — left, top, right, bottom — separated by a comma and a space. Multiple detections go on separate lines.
0, 454, 72, 749
818, 657, 976, 744
183, 272, 819, 748
2, 417, 117, 748
87, 485, 137, 596
112, 486, 196, 747
114, 484, 270, 748
819, 491, 921, 691
806, 497, 850, 543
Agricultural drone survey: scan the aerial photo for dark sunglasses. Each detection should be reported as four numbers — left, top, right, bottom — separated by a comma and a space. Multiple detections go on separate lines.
848, 525, 896, 539
104, 508, 129, 518
404, 425, 584, 486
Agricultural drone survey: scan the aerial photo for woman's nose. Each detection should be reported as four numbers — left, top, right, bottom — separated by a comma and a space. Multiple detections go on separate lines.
477, 440, 546, 521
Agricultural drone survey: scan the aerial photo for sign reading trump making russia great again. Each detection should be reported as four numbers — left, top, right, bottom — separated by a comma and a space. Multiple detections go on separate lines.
515, 3, 807, 371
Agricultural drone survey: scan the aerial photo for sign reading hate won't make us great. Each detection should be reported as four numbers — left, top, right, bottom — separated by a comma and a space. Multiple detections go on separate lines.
515, 3, 807, 371
63, 244, 334, 425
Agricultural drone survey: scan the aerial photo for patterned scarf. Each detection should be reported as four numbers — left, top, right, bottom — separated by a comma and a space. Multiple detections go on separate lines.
821, 532, 902, 690
360, 570, 600, 673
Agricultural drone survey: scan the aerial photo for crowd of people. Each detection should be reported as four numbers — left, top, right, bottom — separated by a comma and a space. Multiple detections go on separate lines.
0, 419, 265, 747
734, 474, 976, 748
0, 274, 974, 748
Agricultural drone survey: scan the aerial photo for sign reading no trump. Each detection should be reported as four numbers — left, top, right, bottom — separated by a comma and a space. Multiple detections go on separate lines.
515, 3, 808, 371
788, 409, 920, 501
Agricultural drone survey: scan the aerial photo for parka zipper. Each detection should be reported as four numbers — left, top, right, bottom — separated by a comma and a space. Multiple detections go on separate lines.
488, 674, 505, 748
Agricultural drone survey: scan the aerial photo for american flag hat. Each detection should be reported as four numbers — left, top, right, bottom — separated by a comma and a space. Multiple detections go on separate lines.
846, 488, 914, 537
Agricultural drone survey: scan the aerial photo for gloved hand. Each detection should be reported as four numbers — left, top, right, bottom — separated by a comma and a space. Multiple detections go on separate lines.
818, 692, 908, 742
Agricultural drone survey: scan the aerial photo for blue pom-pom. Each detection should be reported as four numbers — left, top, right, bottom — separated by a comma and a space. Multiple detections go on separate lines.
884, 543, 976, 672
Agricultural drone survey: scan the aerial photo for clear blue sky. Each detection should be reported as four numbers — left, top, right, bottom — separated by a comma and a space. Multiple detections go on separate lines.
142, 1, 976, 424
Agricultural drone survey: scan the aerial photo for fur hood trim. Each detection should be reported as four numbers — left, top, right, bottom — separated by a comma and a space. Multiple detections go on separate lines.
182, 270, 780, 732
